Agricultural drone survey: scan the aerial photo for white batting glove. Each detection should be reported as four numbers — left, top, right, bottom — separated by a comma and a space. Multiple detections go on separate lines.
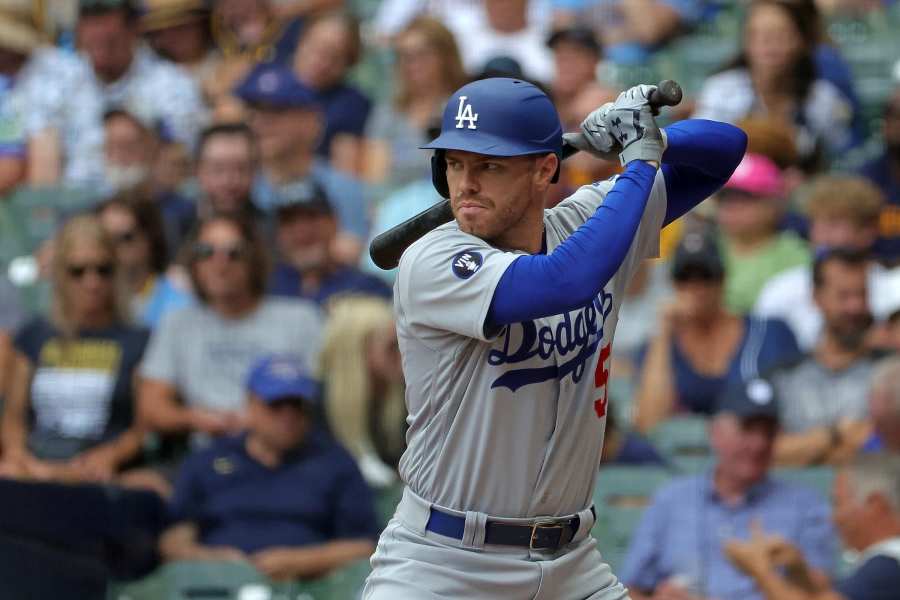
604, 84, 667, 166
562, 102, 619, 162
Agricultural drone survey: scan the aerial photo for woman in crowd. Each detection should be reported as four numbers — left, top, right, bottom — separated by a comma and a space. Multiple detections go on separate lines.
96, 193, 193, 329
292, 11, 370, 174
693, 0, 857, 169
634, 232, 801, 433
363, 16, 467, 190
319, 297, 406, 488
0, 215, 149, 483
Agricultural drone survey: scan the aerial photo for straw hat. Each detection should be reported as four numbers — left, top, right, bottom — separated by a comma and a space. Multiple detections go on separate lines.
0, 1, 43, 55
140, 0, 207, 33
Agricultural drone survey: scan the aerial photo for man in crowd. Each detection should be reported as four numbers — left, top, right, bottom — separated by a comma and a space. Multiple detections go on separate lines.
160, 354, 377, 580
235, 61, 368, 263
727, 453, 900, 600
269, 181, 390, 308
755, 175, 889, 350
138, 215, 323, 445
769, 249, 879, 465
621, 376, 835, 599
862, 357, 900, 454
194, 123, 259, 222
77, 0, 204, 149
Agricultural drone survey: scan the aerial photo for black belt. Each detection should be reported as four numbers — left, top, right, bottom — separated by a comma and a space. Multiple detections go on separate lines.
425, 506, 593, 551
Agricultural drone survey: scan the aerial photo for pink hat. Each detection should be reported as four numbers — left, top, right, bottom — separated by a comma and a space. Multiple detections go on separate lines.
724, 153, 785, 198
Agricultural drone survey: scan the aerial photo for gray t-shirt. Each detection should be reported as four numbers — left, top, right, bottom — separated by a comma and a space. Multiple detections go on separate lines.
140, 298, 323, 412
771, 354, 877, 433
0, 276, 26, 333
395, 171, 667, 518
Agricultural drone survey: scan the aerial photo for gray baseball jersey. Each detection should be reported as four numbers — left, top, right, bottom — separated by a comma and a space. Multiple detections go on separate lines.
394, 171, 668, 519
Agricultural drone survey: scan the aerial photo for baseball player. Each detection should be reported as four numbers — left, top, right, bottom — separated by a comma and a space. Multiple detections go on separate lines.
363, 78, 747, 599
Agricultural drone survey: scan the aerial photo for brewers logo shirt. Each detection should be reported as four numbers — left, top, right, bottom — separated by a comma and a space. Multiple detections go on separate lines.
394, 172, 667, 518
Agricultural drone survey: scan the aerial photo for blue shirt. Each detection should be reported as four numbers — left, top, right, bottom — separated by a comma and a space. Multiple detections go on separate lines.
169, 430, 378, 554
620, 471, 836, 600
314, 83, 371, 159
639, 317, 800, 415
609, 432, 668, 466
269, 263, 391, 306
837, 551, 900, 600
253, 160, 369, 239
857, 153, 900, 263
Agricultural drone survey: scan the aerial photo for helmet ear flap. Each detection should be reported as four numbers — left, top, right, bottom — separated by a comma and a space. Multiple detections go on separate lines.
431, 152, 450, 199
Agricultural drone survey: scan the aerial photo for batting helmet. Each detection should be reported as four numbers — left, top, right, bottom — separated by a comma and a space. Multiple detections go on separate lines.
422, 78, 563, 198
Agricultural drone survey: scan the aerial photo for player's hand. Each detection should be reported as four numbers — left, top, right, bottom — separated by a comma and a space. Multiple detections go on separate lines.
603, 85, 667, 166
562, 102, 620, 161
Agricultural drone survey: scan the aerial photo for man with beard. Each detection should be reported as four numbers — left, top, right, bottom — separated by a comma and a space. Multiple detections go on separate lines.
769, 248, 879, 466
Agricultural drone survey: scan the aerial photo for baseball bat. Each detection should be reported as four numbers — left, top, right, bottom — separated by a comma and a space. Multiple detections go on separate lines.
369, 80, 683, 271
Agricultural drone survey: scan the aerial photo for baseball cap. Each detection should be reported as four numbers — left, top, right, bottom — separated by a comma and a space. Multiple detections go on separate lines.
234, 63, 319, 110
671, 231, 725, 281
715, 376, 780, 422
546, 25, 602, 55
722, 153, 785, 198
139, 0, 207, 32
79, 0, 136, 17
273, 181, 333, 216
246, 354, 320, 406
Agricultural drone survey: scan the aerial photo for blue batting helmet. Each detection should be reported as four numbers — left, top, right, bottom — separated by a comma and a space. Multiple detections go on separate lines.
422, 78, 563, 198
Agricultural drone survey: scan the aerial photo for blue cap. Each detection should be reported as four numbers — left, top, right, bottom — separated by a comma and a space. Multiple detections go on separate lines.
422, 77, 562, 158
246, 354, 320, 405
234, 63, 318, 109
715, 376, 780, 422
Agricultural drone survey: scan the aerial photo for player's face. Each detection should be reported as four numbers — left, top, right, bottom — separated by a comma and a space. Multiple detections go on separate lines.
445, 150, 557, 244
712, 414, 775, 487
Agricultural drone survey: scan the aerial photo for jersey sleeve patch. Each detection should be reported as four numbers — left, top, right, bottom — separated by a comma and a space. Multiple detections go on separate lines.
451, 250, 484, 279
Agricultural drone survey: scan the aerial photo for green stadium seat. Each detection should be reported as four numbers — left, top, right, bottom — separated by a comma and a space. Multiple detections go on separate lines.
773, 466, 836, 501
374, 482, 404, 527
648, 416, 713, 473
593, 466, 672, 572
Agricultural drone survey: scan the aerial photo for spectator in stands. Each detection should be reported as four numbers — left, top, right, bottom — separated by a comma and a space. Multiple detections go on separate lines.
769, 248, 878, 466
858, 86, 900, 266
863, 358, 900, 454
755, 176, 888, 350
634, 232, 800, 433
140, 0, 219, 89
547, 25, 613, 133
363, 17, 466, 191
96, 193, 193, 328
876, 270, 900, 353
448, 0, 554, 82
77, 0, 205, 151
236, 62, 368, 263
102, 106, 195, 252
206, 0, 304, 119
1, 2, 105, 188
623, 376, 836, 599
552, 0, 706, 65
0, 215, 149, 483
0, 275, 27, 405
319, 297, 405, 487
159, 354, 377, 578
269, 182, 390, 306
693, 0, 856, 169
292, 11, 370, 174
194, 123, 264, 228
138, 215, 323, 446
726, 453, 900, 600
716, 153, 810, 314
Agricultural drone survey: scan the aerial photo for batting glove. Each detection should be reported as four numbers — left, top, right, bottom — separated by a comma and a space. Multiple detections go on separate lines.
604, 84, 667, 166
562, 102, 619, 162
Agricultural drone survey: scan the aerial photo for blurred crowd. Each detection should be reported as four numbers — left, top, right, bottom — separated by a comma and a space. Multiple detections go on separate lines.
1, 0, 900, 597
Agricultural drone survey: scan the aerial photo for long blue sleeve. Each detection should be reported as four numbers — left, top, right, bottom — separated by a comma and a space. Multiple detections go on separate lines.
661, 119, 748, 226
487, 161, 657, 328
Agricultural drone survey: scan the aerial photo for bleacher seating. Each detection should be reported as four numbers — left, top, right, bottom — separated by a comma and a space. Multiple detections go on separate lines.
648, 416, 713, 473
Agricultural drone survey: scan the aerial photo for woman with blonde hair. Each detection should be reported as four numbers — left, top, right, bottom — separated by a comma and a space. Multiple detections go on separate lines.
363, 16, 467, 190
320, 296, 406, 488
0, 215, 150, 483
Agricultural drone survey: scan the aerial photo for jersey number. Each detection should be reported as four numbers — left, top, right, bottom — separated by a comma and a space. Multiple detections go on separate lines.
593, 343, 611, 419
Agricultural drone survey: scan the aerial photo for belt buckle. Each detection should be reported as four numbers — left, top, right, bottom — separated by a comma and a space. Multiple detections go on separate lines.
529, 519, 564, 550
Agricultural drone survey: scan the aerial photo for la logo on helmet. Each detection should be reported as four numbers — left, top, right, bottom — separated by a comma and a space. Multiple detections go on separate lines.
455, 96, 478, 129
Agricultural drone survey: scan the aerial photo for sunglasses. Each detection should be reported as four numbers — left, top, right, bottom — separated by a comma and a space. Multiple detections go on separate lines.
67, 262, 115, 279
193, 241, 246, 262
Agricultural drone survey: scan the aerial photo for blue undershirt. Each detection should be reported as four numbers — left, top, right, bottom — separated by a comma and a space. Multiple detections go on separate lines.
487, 119, 747, 328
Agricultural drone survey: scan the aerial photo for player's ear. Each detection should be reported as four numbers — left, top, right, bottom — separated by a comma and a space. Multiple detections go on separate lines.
533, 153, 559, 189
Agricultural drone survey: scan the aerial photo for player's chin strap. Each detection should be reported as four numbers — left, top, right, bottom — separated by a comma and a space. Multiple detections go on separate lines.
394, 487, 596, 552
